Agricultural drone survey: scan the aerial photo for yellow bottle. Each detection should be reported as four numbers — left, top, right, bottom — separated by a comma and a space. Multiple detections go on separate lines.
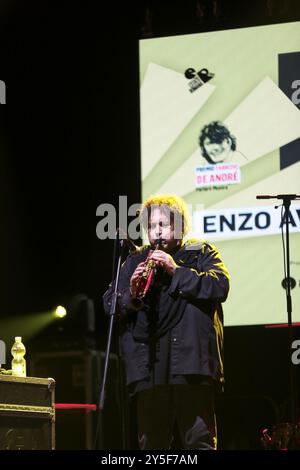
11, 336, 26, 377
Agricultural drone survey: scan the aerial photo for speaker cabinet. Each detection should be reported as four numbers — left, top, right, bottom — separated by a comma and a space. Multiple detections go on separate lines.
29, 349, 124, 449
0, 375, 55, 450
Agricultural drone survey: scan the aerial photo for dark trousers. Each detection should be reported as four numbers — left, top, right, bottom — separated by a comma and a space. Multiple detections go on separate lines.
135, 384, 217, 450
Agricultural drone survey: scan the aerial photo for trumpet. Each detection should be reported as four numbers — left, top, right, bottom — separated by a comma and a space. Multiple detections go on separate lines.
130, 240, 162, 310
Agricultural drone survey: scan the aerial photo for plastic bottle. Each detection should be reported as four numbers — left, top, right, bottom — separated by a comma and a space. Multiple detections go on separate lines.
11, 336, 26, 377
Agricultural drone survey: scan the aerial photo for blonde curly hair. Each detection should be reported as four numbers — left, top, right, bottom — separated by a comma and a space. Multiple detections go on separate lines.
139, 194, 191, 238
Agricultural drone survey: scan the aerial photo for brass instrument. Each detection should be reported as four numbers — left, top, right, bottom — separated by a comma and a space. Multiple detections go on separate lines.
130, 240, 162, 310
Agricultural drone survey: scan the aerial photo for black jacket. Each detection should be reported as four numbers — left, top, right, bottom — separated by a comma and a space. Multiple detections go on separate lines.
103, 239, 230, 387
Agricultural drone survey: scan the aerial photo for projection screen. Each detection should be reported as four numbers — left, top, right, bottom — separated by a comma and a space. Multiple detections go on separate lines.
139, 21, 300, 326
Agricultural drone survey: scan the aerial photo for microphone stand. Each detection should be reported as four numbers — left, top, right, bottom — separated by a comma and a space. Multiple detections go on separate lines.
256, 193, 300, 446
94, 231, 128, 450
281, 195, 297, 429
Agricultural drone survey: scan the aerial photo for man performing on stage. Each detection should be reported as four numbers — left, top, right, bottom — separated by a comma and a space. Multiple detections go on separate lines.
103, 194, 230, 450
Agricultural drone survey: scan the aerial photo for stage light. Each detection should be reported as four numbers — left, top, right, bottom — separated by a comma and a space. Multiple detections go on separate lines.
54, 305, 67, 319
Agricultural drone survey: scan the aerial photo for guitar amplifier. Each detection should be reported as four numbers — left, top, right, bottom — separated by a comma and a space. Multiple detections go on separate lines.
0, 375, 55, 450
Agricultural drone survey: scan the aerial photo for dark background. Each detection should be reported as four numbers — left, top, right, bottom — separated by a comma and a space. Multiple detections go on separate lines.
1, 0, 300, 449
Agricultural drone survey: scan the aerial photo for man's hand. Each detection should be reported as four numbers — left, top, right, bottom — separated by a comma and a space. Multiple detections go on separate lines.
130, 261, 147, 297
149, 250, 178, 276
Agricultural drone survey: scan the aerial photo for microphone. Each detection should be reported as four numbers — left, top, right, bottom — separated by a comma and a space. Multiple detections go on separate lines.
256, 194, 300, 200
117, 228, 140, 255
124, 236, 140, 255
